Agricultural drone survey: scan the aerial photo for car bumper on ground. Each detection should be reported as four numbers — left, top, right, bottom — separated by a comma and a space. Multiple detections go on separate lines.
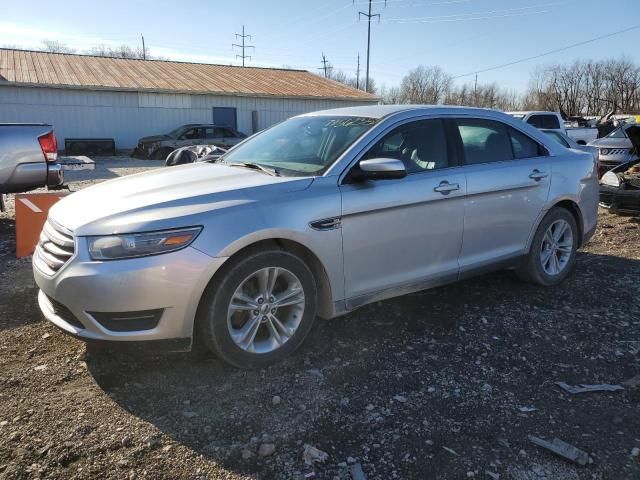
600, 185, 640, 214
33, 245, 226, 349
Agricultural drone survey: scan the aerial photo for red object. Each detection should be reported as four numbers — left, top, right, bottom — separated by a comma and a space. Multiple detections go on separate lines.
15, 192, 69, 258
38, 130, 58, 162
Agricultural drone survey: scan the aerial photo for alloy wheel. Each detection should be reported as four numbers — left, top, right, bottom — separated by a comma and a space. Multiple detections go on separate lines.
226, 267, 305, 354
539, 219, 573, 276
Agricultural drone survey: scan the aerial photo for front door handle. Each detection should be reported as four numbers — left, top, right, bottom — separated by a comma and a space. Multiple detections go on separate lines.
433, 181, 460, 195
529, 169, 548, 181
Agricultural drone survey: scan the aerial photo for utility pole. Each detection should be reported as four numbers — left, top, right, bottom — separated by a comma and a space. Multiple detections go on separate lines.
356, 53, 361, 90
141, 33, 146, 60
474, 72, 478, 105
319, 53, 330, 78
358, 0, 385, 93
232, 25, 255, 67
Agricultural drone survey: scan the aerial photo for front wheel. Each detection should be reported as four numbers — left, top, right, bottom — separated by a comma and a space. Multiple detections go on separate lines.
197, 250, 317, 369
517, 207, 578, 286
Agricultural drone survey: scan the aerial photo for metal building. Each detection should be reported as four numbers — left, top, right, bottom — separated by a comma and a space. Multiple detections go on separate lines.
0, 49, 377, 149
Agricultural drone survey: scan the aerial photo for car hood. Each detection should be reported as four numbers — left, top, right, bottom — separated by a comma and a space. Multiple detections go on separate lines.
50, 163, 313, 235
588, 137, 632, 148
138, 134, 171, 144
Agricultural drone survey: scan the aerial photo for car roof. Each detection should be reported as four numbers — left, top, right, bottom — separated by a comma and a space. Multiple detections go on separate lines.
180, 124, 230, 128
507, 111, 560, 116
302, 104, 508, 120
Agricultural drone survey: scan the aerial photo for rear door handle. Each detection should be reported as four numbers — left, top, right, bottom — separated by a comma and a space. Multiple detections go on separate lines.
433, 181, 460, 195
529, 169, 548, 181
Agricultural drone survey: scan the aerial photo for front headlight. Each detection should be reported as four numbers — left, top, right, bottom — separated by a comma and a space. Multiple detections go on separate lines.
600, 148, 610, 156
600, 171, 620, 188
87, 227, 202, 260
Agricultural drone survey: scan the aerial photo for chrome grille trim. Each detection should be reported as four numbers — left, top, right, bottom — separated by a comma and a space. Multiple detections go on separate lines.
34, 219, 75, 275
600, 148, 631, 156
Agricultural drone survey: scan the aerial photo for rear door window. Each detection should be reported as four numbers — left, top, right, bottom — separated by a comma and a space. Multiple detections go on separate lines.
527, 114, 560, 130
455, 118, 513, 165
509, 127, 542, 159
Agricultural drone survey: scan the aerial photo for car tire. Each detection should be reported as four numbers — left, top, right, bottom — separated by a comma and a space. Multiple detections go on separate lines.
152, 147, 173, 160
197, 249, 317, 369
516, 207, 578, 286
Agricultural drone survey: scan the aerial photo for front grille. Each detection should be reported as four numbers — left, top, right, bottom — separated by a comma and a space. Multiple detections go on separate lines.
600, 148, 631, 156
34, 220, 75, 275
44, 294, 85, 329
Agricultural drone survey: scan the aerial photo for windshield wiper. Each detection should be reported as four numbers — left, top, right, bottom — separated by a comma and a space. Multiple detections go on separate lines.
226, 162, 280, 176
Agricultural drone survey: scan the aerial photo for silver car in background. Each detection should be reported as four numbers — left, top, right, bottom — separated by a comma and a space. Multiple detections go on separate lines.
589, 123, 638, 172
33, 105, 599, 368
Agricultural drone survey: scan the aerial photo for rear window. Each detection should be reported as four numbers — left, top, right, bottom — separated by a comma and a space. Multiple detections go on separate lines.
527, 114, 560, 130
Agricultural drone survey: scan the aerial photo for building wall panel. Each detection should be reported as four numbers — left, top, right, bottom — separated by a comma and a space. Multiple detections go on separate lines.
0, 86, 376, 149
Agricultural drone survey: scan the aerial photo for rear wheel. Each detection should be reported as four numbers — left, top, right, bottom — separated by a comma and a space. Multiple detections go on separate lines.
517, 207, 578, 286
197, 250, 317, 369
152, 147, 173, 160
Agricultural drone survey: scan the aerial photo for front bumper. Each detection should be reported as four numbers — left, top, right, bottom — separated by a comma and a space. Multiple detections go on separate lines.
33, 244, 226, 346
600, 185, 640, 214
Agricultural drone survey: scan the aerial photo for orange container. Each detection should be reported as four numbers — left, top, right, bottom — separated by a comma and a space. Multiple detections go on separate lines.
15, 192, 70, 258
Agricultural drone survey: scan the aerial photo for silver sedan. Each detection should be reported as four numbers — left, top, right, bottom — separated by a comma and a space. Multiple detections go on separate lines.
33, 105, 599, 368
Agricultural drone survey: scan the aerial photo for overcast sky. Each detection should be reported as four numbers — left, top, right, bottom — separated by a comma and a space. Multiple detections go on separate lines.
1, 0, 639, 92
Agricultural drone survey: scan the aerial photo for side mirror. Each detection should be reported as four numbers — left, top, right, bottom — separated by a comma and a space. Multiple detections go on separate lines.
356, 158, 406, 180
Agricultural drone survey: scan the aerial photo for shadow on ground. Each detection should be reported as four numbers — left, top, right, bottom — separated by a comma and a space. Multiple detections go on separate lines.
85, 251, 640, 478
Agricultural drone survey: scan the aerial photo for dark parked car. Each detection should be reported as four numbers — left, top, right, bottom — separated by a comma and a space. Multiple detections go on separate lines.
599, 125, 640, 214
132, 124, 247, 160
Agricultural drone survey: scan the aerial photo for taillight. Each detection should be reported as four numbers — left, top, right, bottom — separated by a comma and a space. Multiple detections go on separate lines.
38, 130, 58, 162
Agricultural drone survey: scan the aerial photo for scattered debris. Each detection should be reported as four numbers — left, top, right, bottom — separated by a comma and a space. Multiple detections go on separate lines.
392, 395, 407, 403
33, 365, 47, 371
241, 448, 254, 460
631, 447, 639, 458
41, 333, 51, 339
485, 471, 500, 479
349, 462, 367, 480
258, 443, 276, 457
272, 395, 281, 406
555, 382, 624, 394
443, 446, 459, 456
302, 444, 328, 465
622, 375, 640, 389
518, 406, 537, 413
528, 435, 589, 466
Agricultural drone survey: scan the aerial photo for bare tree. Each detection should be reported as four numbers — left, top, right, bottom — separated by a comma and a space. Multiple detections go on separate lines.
41, 39, 76, 54
86, 44, 148, 59
399, 66, 452, 104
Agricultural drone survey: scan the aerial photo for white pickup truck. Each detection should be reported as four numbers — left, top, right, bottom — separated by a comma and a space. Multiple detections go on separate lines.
507, 111, 598, 145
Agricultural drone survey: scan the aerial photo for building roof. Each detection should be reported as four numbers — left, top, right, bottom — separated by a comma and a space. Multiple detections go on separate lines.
0, 48, 377, 101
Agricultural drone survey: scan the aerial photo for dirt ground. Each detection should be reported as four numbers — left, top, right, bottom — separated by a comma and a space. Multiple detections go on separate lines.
1, 157, 639, 480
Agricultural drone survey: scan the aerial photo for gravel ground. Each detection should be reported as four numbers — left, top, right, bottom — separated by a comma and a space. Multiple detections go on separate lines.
1, 157, 639, 479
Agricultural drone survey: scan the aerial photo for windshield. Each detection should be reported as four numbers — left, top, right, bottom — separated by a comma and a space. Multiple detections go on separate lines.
606, 125, 629, 139
221, 116, 378, 176
168, 126, 189, 138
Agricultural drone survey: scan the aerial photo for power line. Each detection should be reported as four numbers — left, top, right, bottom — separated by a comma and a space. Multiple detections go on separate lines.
358, 0, 386, 92
384, 1, 565, 22
232, 25, 255, 67
453, 24, 640, 79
